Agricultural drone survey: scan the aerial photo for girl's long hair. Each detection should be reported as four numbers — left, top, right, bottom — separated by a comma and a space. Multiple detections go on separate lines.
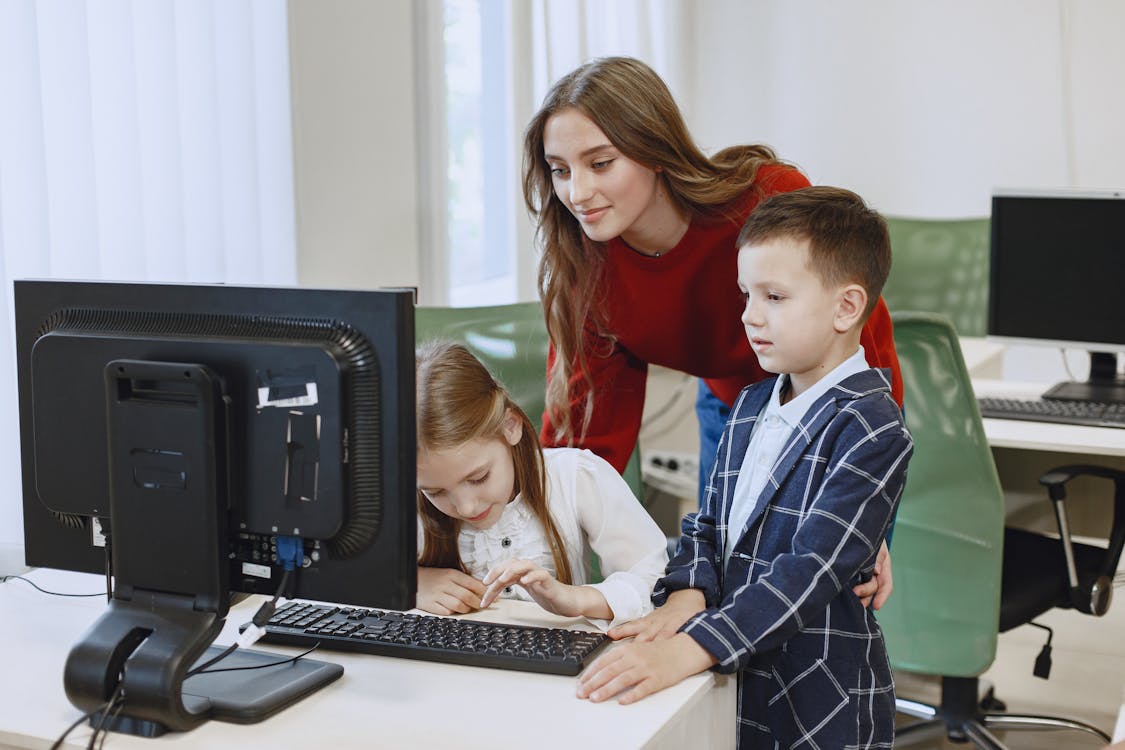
522, 56, 782, 442
415, 341, 572, 584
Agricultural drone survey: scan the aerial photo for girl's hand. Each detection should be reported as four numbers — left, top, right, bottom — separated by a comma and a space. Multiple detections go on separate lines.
607, 588, 706, 642
416, 566, 486, 615
481, 559, 611, 620
576, 632, 716, 705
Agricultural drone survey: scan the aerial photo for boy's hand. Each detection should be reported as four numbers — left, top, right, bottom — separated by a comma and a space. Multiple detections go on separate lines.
576, 632, 716, 704
416, 566, 486, 615
481, 559, 610, 620
853, 540, 893, 610
607, 588, 706, 642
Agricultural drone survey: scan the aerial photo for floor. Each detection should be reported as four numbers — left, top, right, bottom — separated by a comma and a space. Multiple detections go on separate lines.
893, 569, 1125, 749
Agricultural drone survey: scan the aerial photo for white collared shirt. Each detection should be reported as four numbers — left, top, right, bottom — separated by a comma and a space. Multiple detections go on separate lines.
723, 346, 870, 568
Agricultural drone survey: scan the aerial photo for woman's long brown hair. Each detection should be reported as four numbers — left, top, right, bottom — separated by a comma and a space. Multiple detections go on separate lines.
415, 341, 572, 584
522, 56, 783, 443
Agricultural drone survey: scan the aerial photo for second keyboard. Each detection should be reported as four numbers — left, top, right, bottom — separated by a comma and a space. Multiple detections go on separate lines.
978, 396, 1125, 429
256, 601, 610, 676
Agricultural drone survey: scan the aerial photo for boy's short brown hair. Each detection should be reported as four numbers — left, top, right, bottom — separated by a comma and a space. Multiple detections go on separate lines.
736, 186, 891, 319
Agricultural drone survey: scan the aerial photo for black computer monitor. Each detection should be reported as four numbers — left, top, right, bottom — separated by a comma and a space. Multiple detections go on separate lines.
14, 280, 416, 735
989, 189, 1125, 404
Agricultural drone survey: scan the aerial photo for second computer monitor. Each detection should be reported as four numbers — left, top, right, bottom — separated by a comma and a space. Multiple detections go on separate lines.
989, 189, 1125, 403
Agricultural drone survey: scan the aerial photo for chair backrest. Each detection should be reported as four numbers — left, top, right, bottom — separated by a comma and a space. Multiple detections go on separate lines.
878, 312, 1005, 677
414, 302, 643, 497
416, 302, 551, 432
883, 217, 990, 337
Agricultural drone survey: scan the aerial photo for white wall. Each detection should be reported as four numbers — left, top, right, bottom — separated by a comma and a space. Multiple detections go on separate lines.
288, 0, 421, 290
686, 0, 1125, 218
286, 0, 1125, 286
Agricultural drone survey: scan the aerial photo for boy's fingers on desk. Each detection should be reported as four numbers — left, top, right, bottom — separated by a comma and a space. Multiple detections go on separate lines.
577, 648, 654, 704
576, 648, 625, 699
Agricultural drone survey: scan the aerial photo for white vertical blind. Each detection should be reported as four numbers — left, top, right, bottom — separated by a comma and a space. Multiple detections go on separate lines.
0, 0, 297, 562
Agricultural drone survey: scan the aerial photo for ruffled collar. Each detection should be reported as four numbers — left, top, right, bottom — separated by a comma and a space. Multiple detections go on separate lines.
458, 495, 555, 583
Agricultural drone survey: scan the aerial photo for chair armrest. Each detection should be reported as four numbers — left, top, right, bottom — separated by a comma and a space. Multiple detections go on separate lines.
1037, 464, 1125, 615
1039, 464, 1125, 500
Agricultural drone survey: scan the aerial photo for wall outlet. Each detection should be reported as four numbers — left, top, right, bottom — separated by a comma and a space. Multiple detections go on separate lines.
642, 450, 699, 500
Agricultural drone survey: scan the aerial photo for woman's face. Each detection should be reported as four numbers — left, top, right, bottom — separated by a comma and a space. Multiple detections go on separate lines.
542, 109, 680, 254
416, 414, 523, 531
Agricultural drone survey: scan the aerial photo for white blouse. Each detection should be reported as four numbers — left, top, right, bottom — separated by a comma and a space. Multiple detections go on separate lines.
425, 447, 669, 630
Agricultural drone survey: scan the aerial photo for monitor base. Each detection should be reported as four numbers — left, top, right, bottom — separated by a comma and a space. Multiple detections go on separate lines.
90, 645, 343, 737
1043, 379, 1125, 405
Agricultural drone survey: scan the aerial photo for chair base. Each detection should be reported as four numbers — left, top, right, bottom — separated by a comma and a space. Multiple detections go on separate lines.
895, 676, 1111, 749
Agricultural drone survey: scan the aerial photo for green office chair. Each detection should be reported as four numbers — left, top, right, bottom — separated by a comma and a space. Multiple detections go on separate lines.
882, 312, 1110, 748
413, 302, 643, 499
883, 217, 990, 337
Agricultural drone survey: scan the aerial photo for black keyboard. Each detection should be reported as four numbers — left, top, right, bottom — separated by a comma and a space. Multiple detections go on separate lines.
254, 601, 610, 676
978, 396, 1125, 429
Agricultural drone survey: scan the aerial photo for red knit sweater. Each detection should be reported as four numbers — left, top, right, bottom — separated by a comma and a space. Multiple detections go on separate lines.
541, 165, 903, 472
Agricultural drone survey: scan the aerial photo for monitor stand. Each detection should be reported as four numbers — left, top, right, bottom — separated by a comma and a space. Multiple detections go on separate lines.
90, 643, 343, 737
1043, 352, 1125, 405
65, 360, 343, 737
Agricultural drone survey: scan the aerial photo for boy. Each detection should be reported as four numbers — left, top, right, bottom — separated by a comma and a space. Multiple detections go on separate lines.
577, 186, 912, 749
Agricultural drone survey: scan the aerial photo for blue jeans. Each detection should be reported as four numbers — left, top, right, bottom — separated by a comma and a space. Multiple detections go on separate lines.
695, 380, 732, 507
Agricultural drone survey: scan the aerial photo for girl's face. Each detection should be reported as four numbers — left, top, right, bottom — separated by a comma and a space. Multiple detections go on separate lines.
416, 413, 522, 531
542, 108, 683, 254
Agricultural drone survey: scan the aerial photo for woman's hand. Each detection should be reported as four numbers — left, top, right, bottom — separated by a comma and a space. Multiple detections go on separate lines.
606, 588, 706, 642
416, 566, 486, 615
853, 539, 893, 610
481, 559, 611, 621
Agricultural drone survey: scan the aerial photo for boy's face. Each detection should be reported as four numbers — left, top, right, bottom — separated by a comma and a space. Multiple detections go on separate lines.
736, 236, 854, 391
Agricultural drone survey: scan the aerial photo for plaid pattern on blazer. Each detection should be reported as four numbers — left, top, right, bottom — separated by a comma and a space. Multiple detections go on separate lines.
655, 368, 912, 749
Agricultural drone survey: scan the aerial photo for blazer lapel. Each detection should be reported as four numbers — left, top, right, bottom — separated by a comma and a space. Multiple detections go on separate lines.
731, 389, 842, 546
731, 369, 893, 544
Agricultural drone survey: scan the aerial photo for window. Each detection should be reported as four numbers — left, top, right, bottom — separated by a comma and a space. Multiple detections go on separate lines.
443, 0, 517, 306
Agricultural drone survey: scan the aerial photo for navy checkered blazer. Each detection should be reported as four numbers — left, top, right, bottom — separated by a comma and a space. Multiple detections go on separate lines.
655, 368, 912, 749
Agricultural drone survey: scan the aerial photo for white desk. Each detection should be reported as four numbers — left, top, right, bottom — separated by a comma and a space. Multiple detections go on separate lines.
0, 569, 735, 750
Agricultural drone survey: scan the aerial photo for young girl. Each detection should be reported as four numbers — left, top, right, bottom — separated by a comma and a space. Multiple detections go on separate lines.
414, 340, 668, 629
